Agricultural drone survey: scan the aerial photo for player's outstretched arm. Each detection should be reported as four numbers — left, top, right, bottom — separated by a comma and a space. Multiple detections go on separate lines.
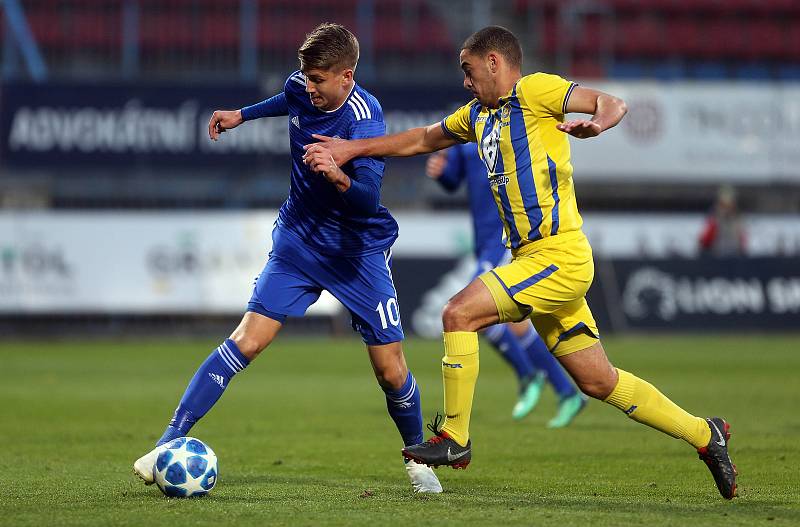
304, 123, 457, 167
557, 86, 627, 139
208, 92, 289, 141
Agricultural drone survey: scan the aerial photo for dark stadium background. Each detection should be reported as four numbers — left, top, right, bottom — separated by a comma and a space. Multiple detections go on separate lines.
2, 0, 798, 337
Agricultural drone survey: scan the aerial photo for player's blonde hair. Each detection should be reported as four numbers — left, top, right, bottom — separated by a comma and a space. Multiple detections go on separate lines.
298, 23, 360, 72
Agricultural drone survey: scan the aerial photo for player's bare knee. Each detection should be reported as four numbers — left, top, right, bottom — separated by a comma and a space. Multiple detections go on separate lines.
375, 367, 406, 391
577, 376, 617, 400
231, 335, 271, 361
442, 299, 477, 332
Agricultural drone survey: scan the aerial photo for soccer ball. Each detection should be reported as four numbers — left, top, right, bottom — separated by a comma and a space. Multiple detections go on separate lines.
153, 437, 218, 498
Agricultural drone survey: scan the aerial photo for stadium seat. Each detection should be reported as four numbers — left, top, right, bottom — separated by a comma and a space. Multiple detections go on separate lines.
609, 60, 646, 79
650, 59, 686, 80
616, 17, 665, 57
734, 63, 772, 80
570, 59, 605, 79
787, 25, 800, 61
701, 20, 746, 59
777, 64, 800, 80
664, 19, 703, 56
689, 61, 728, 79
140, 12, 194, 49
571, 16, 606, 55
72, 12, 120, 48
744, 20, 786, 60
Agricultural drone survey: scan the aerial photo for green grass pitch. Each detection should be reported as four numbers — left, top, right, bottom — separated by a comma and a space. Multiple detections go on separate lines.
1, 335, 798, 526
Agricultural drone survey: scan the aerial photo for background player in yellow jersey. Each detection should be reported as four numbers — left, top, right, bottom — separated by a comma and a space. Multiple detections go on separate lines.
304, 26, 737, 500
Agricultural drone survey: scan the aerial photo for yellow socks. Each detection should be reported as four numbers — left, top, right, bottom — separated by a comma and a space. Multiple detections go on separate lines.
440, 331, 479, 447
604, 368, 711, 449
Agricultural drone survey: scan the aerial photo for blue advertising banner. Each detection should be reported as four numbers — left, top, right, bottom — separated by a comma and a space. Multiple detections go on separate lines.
0, 82, 467, 168
599, 257, 800, 331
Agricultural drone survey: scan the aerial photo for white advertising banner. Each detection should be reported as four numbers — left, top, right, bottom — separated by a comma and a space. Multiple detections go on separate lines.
0, 212, 277, 314
569, 81, 800, 182
0, 211, 797, 313
0, 211, 474, 314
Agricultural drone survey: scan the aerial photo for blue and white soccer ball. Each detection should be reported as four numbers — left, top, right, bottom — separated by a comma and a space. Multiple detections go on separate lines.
154, 437, 218, 498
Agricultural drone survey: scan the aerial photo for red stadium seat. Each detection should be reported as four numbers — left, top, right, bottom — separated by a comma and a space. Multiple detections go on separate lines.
72, 12, 120, 48
616, 16, 665, 58
139, 12, 194, 49
572, 16, 606, 55
786, 25, 800, 61
664, 19, 704, 56
570, 58, 605, 79
197, 13, 239, 50
700, 20, 746, 59
743, 20, 787, 60
27, 12, 65, 47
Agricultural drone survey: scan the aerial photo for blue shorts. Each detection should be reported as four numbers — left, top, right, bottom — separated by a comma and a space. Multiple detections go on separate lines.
248, 226, 404, 346
471, 244, 512, 281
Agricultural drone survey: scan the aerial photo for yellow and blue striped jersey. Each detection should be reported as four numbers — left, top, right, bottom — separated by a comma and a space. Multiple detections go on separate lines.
441, 72, 582, 254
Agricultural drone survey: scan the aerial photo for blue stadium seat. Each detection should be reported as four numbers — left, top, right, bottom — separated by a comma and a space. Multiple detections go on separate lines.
650, 60, 686, 80
777, 64, 800, 80
690, 61, 728, 79
734, 63, 772, 80
609, 60, 646, 79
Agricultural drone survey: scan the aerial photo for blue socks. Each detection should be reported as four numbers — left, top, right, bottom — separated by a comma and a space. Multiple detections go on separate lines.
382, 371, 423, 446
518, 327, 576, 399
156, 339, 250, 446
484, 324, 536, 383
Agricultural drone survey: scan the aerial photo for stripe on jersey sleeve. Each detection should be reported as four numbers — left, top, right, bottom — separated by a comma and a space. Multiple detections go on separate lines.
562, 82, 577, 114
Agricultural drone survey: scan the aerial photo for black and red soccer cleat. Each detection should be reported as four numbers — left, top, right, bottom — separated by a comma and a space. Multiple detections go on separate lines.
401, 414, 472, 470
697, 417, 738, 499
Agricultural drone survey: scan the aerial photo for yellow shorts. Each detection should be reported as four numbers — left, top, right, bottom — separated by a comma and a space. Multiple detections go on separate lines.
478, 230, 599, 357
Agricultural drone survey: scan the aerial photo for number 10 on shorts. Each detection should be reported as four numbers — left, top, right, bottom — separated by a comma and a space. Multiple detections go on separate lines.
376, 298, 400, 329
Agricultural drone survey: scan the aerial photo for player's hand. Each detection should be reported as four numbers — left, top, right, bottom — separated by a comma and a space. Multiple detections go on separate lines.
556, 119, 602, 139
304, 134, 354, 166
208, 110, 243, 141
425, 151, 448, 180
303, 143, 349, 189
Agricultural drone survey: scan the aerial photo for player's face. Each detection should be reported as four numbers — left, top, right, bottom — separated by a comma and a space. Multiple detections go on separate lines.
460, 50, 499, 108
303, 67, 354, 111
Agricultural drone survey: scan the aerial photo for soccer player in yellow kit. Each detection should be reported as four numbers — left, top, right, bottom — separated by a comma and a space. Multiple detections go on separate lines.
304, 26, 737, 499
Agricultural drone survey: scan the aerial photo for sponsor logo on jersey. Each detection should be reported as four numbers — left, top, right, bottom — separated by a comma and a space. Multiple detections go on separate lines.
489, 174, 509, 188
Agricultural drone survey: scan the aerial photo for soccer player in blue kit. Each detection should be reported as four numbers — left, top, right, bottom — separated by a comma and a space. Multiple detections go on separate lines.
133, 23, 442, 494
426, 144, 586, 427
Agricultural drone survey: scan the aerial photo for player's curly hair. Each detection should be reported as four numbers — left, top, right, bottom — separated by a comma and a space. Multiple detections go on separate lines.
462, 26, 523, 69
298, 23, 360, 72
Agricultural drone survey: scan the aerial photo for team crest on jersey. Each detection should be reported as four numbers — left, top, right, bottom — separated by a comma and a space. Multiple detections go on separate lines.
480, 121, 501, 174
501, 105, 511, 120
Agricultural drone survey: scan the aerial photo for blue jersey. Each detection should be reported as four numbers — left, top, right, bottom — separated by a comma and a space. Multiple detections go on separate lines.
245, 71, 398, 257
436, 143, 505, 257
